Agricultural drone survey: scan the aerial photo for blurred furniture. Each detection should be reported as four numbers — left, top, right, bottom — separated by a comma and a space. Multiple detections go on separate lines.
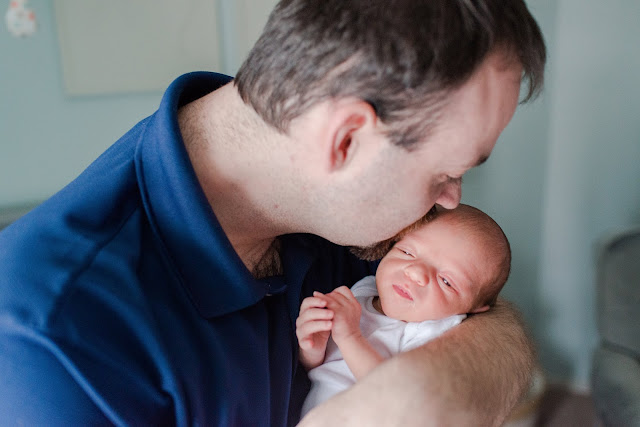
0, 203, 38, 231
592, 226, 640, 426
504, 366, 546, 426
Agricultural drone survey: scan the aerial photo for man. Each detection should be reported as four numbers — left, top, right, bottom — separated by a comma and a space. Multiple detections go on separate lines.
0, 0, 545, 425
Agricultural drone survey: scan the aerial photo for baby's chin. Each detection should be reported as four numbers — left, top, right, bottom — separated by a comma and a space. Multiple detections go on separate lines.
374, 297, 412, 322
379, 306, 412, 322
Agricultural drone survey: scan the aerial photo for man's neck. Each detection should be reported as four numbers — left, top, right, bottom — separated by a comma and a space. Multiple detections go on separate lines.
251, 238, 283, 279
178, 83, 289, 275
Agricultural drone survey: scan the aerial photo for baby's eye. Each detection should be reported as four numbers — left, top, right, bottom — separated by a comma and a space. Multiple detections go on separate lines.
441, 277, 452, 287
397, 248, 413, 257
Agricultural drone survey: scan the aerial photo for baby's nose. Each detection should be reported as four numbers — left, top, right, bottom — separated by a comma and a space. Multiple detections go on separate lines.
405, 265, 427, 286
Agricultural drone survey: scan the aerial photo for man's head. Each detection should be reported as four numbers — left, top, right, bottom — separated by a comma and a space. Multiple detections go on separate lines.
231, 1, 545, 249
235, 0, 545, 148
373, 204, 511, 322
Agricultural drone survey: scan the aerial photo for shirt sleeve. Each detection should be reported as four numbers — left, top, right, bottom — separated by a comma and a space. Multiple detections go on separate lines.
0, 331, 112, 425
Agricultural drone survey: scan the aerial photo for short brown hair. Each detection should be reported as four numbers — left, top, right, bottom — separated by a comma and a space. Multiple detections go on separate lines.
454, 206, 511, 308
432, 204, 510, 308
235, 0, 546, 148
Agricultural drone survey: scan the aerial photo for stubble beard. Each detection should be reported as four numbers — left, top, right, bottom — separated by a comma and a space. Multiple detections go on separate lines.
349, 206, 438, 261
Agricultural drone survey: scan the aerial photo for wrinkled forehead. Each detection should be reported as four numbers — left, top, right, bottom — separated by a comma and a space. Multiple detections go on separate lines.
414, 211, 503, 270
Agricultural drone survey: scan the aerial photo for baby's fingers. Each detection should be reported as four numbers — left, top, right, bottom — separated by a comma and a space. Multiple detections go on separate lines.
296, 307, 334, 328
295, 319, 333, 343
299, 295, 328, 312
331, 286, 356, 301
325, 287, 357, 310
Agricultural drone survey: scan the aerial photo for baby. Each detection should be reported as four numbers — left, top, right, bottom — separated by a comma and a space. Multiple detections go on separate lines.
297, 204, 511, 416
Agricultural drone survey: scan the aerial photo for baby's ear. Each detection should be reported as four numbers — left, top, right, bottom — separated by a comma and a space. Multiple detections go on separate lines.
469, 305, 490, 314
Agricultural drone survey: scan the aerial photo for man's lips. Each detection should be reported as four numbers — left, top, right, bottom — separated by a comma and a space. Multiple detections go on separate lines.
393, 284, 413, 301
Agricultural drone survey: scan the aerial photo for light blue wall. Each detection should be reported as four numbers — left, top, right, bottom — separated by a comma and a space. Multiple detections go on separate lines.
464, 0, 640, 389
0, 0, 273, 207
537, 0, 640, 388
462, 0, 557, 347
0, 0, 163, 206
2, 0, 639, 390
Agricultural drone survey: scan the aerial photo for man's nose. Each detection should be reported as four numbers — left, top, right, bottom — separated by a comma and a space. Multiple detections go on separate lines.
435, 178, 462, 209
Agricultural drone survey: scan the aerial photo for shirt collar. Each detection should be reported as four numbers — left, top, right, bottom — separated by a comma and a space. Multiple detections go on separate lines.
135, 72, 289, 318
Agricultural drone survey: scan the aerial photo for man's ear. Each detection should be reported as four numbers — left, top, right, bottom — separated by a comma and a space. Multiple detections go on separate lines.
470, 304, 490, 314
329, 100, 378, 171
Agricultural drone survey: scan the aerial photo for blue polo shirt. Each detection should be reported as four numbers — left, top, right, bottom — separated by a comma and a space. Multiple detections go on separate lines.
0, 72, 376, 426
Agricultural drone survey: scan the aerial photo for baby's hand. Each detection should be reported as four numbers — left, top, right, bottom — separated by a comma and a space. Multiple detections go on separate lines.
296, 293, 334, 370
322, 286, 362, 346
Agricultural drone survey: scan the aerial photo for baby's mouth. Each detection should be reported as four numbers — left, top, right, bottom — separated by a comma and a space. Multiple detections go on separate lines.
393, 284, 413, 301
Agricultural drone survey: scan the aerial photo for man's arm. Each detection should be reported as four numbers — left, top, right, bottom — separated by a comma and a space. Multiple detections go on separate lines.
0, 333, 113, 424
298, 299, 534, 426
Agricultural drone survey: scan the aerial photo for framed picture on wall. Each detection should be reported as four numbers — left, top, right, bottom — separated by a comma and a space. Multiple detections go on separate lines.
53, 0, 221, 95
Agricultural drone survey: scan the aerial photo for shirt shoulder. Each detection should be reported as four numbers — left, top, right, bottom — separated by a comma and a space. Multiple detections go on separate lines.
0, 132, 143, 331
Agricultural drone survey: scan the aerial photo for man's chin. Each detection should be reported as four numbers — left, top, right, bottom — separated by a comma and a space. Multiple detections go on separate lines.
348, 207, 438, 261
349, 238, 396, 261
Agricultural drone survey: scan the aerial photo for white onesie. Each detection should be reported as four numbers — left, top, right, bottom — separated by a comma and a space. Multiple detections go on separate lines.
301, 275, 465, 417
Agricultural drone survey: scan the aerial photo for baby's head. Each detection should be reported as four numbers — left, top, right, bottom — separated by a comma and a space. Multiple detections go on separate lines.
373, 204, 510, 322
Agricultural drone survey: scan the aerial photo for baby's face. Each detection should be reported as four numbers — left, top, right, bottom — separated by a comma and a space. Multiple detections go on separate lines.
375, 215, 494, 322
